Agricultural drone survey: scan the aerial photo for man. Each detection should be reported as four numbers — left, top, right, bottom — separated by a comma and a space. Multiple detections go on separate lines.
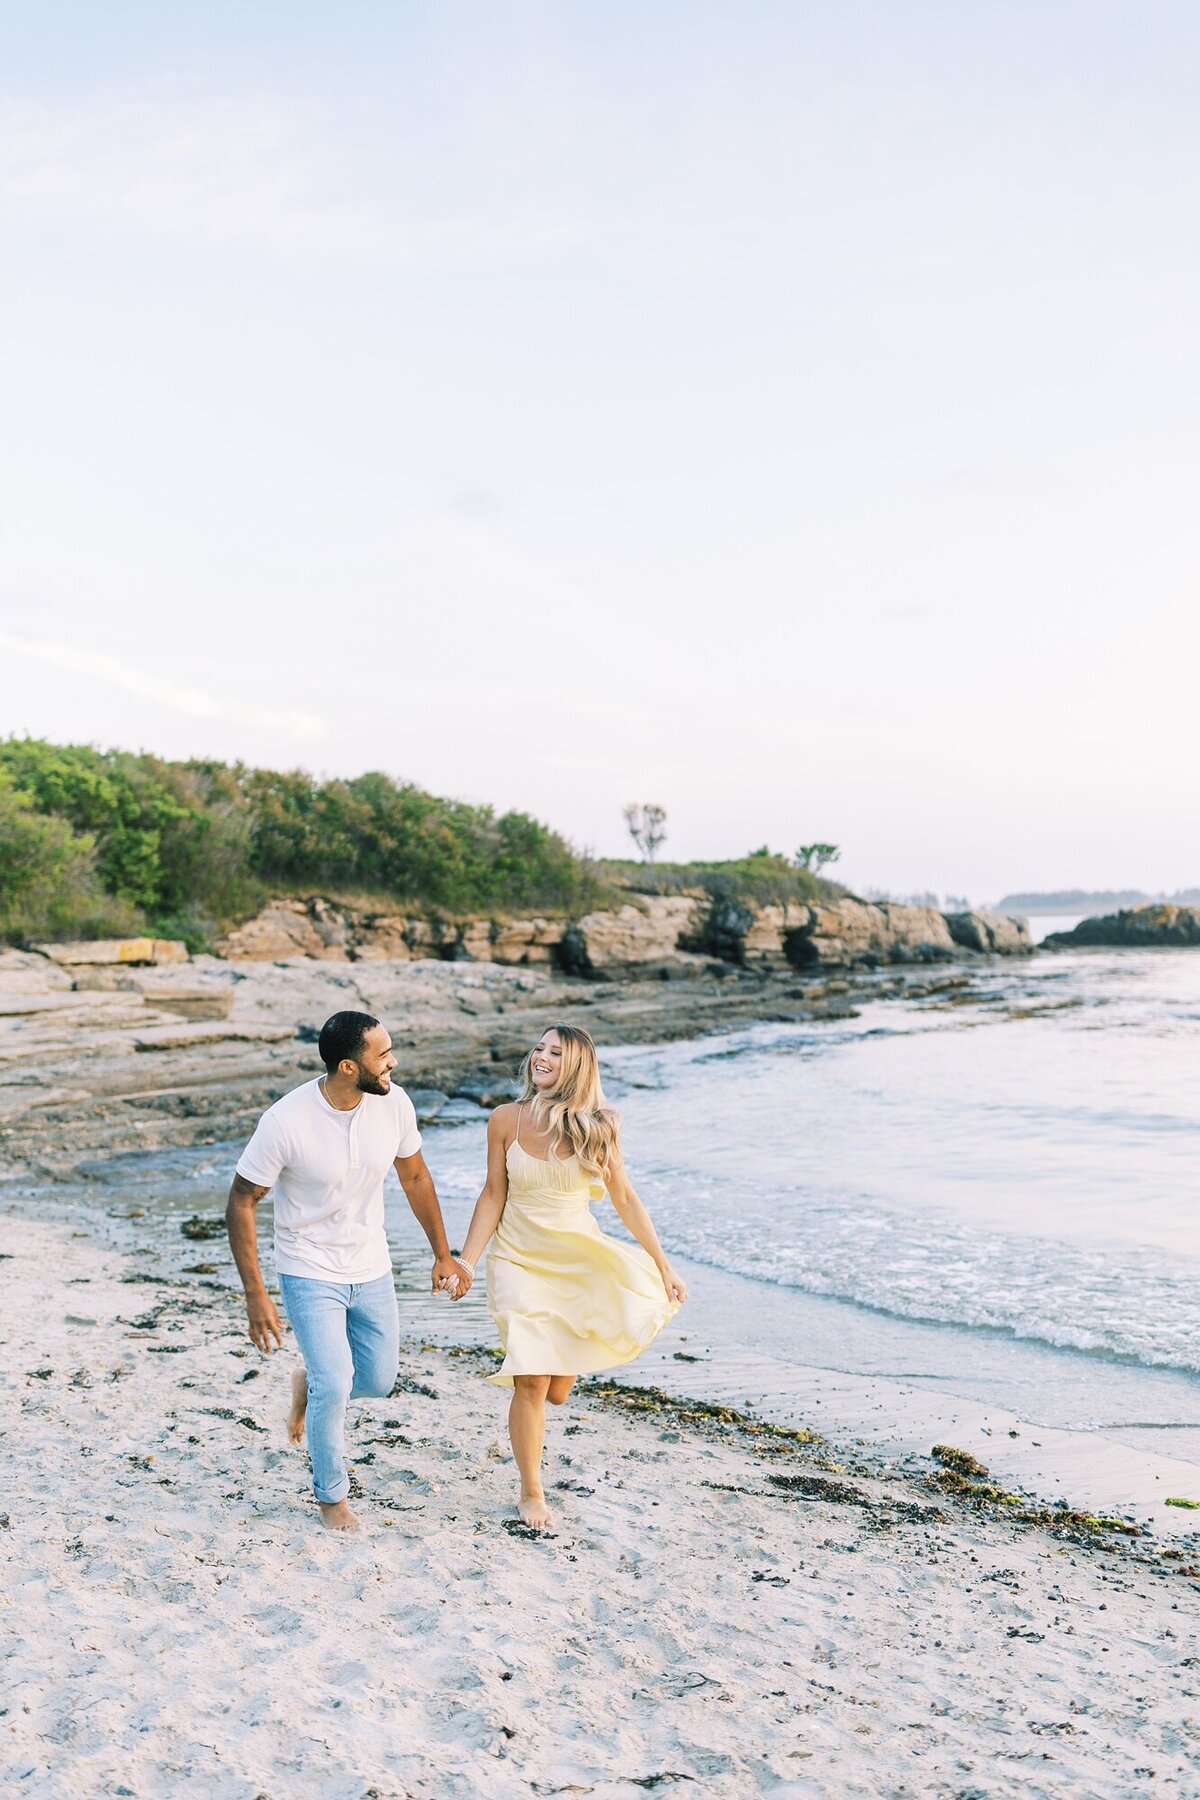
226, 1010, 471, 1532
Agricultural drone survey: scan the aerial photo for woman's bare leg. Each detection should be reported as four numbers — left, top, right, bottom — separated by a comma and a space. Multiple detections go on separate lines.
546, 1376, 576, 1406
509, 1375, 554, 1527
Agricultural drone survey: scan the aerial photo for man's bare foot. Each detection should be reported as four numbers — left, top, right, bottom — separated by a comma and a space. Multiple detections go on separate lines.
287, 1368, 307, 1445
518, 1489, 555, 1529
318, 1500, 362, 1532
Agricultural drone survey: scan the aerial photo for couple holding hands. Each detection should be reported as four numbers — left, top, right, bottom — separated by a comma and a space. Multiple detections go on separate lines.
226, 1011, 687, 1531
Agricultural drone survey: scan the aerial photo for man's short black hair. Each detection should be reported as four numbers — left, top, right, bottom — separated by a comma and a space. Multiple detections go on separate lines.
317, 1011, 380, 1074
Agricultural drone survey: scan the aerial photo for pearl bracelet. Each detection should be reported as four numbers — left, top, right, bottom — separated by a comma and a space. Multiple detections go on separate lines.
455, 1255, 476, 1274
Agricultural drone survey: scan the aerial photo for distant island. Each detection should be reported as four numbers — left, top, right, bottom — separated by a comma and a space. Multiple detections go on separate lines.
997, 888, 1200, 915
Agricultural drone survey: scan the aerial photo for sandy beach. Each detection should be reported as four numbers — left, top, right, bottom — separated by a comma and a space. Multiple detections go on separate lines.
3, 1204, 1197, 1800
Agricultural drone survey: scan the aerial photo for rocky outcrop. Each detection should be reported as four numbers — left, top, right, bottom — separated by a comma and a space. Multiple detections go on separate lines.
682, 899, 1002, 968
681, 899, 805, 965
0, 929, 1027, 1181
559, 898, 703, 976
1042, 904, 1200, 949
70, 973, 234, 1019
945, 910, 1034, 956
780, 901, 957, 967
489, 918, 564, 965
0, 950, 74, 993
216, 900, 361, 961
215, 900, 567, 967
217, 894, 711, 973
214, 893, 1032, 973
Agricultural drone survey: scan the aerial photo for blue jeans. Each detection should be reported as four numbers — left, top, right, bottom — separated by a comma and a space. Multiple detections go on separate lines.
279, 1272, 399, 1504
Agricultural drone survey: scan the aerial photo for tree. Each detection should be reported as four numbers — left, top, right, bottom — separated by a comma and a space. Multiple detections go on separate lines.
795, 842, 840, 875
623, 802, 668, 863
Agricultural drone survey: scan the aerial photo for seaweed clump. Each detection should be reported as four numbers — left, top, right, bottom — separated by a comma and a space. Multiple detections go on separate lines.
180, 1216, 226, 1241
928, 1443, 1142, 1538
583, 1380, 823, 1454
932, 1444, 990, 1479
766, 1472, 866, 1505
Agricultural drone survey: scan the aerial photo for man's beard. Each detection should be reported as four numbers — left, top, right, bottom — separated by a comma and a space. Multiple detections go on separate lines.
355, 1070, 391, 1096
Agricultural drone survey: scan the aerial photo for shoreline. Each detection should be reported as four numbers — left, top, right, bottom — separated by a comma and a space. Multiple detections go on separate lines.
2, 1205, 1197, 1798
13, 1170, 1200, 1544
393, 1226, 1200, 1543
16, 1129, 1200, 1544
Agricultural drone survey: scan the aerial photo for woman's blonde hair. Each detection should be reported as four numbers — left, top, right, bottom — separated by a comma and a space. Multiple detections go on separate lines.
516, 1023, 621, 1177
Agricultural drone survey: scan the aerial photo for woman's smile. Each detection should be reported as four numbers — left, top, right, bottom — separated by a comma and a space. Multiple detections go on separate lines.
531, 1033, 562, 1085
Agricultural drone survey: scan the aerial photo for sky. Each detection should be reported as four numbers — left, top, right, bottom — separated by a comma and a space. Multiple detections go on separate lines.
1, 1, 1198, 903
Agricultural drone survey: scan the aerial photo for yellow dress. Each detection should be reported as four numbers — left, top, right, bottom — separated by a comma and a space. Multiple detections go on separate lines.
485, 1129, 679, 1387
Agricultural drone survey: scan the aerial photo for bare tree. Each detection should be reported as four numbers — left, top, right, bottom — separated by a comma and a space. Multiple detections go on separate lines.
623, 803, 668, 863
795, 842, 840, 875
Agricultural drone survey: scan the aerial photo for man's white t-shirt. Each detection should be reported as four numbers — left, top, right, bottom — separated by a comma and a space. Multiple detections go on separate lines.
236, 1078, 422, 1284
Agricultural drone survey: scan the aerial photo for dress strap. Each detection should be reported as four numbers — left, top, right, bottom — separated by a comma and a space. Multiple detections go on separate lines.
513, 1104, 523, 1153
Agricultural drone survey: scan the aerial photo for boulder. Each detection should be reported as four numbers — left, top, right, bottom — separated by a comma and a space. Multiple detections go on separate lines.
559, 897, 701, 976
682, 899, 817, 967
741, 902, 816, 964
36, 938, 188, 968
456, 919, 495, 962
944, 910, 1034, 955
0, 950, 74, 993
490, 918, 565, 966
136, 987, 234, 1021
307, 896, 354, 959
216, 899, 368, 962
406, 1088, 451, 1122
452, 1073, 519, 1108
782, 900, 958, 968
347, 913, 414, 961
216, 903, 328, 961
1043, 904, 1200, 949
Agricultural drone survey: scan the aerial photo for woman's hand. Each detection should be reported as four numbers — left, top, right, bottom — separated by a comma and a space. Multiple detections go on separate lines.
659, 1263, 687, 1304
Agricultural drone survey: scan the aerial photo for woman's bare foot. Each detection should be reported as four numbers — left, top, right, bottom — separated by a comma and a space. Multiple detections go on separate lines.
286, 1368, 307, 1445
318, 1500, 362, 1532
518, 1488, 555, 1529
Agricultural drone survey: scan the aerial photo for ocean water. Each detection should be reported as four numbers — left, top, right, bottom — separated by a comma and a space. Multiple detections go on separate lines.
397, 942, 1200, 1468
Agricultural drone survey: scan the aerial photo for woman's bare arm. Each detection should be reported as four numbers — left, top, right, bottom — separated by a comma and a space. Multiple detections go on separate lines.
606, 1155, 687, 1304
453, 1106, 514, 1286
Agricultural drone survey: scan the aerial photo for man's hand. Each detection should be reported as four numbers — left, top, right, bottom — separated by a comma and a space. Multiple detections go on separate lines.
432, 1254, 472, 1299
246, 1290, 286, 1354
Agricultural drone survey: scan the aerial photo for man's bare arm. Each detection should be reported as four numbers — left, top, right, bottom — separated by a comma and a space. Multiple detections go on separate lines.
226, 1173, 286, 1353
393, 1151, 472, 1294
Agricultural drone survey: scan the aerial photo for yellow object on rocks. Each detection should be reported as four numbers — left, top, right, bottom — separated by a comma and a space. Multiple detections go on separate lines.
36, 938, 188, 967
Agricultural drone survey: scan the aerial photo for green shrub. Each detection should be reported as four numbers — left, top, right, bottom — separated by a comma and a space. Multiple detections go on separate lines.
0, 772, 141, 942
0, 738, 840, 948
599, 850, 840, 908
0, 738, 596, 943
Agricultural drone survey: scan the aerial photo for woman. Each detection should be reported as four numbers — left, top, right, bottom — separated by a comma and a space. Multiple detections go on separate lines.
453, 1024, 687, 1528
